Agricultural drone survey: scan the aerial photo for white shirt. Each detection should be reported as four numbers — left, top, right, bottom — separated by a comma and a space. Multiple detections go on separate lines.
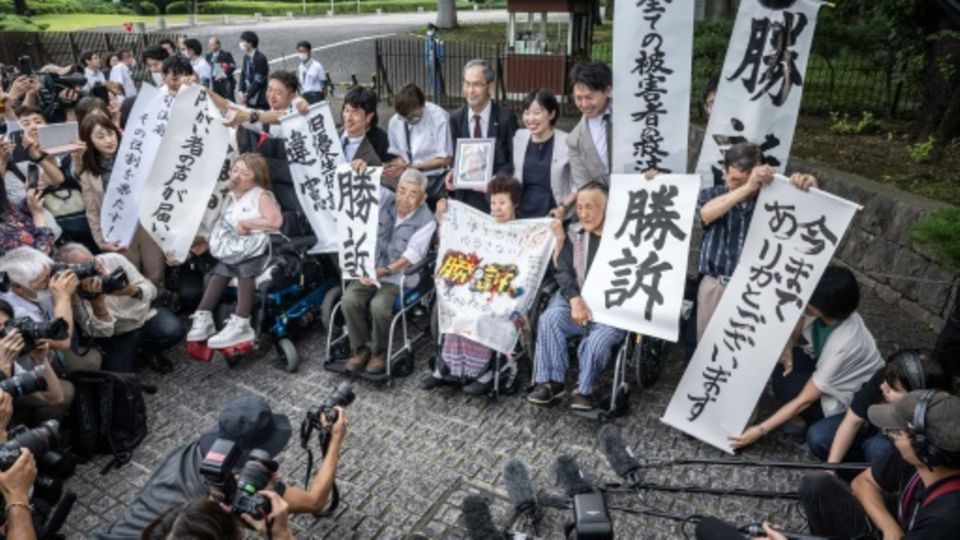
241, 104, 294, 139
191, 56, 213, 86
109, 62, 137, 97
377, 187, 437, 286
806, 312, 884, 417
298, 59, 326, 94
83, 67, 106, 93
342, 134, 364, 162
468, 100, 492, 139
586, 106, 611, 172
387, 101, 453, 177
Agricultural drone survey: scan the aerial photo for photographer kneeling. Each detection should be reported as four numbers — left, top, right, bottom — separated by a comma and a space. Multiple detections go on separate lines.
57, 243, 184, 373
96, 395, 347, 540
0, 300, 70, 421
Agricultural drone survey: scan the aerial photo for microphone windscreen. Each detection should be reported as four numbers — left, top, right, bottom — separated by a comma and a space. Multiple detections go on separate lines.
598, 424, 641, 479
503, 459, 538, 511
553, 454, 592, 497
462, 495, 502, 540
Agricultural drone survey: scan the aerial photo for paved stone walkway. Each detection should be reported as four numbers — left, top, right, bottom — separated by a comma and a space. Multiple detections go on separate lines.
61, 284, 937, 539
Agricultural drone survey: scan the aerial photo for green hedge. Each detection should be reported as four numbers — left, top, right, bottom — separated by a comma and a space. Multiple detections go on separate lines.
0, 0, 133, 15
167, 0, 480, 15
0, 14, 49, 31
138, 1, 159, 15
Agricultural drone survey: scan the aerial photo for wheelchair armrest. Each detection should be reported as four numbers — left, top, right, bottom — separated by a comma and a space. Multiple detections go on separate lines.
403, 252, 435, 276
276, 235, 318, 254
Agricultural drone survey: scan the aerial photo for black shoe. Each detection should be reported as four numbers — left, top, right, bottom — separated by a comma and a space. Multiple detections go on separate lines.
420, 375, 444, 390
569, 390, 595, 411
527, 382, 565, 405
463, 378, 493, 395
147, 352, 175, 374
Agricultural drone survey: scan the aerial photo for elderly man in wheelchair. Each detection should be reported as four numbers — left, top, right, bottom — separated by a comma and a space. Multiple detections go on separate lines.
527, 182, 626, 411
341, 168, 437, 376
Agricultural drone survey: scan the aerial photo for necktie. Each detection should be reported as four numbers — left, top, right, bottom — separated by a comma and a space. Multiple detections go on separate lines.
603, 112, 612, 173
473, 114, 482, 138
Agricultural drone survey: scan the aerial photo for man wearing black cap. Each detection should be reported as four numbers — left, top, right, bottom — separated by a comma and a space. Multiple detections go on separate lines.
95, 395, 347, 539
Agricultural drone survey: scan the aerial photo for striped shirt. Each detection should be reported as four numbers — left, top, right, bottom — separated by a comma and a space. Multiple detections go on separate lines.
697, 185, 756, 278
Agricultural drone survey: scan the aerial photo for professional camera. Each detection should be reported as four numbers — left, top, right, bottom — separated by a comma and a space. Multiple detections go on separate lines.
305, 382, 355, 427
0, 420, 58, 470
200, 438, 283, 520
0, 317, 69, 353
53, 262, 129, 297
0, 366, 48, 398
51, 261, 99, 281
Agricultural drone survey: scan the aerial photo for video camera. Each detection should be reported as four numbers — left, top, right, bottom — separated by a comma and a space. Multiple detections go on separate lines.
200, 439, 284, 520
0, 317, 69, 353
0, 366, 48, 398
51, 261, 130, 296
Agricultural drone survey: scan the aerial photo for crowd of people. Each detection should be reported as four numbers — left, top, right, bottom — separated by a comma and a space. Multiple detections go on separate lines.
0, 24, 957, 540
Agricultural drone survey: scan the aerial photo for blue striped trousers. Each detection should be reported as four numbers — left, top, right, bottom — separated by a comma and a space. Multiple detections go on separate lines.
533, 292, 625, 395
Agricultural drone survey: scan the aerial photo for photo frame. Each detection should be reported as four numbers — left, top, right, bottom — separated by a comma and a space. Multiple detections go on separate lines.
452, 138, 495, 191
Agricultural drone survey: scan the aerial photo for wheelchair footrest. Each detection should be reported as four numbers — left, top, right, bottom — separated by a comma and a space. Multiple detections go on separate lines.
187, 341, 215, 362
323, 359, 350, 373
220, 341, 255, 357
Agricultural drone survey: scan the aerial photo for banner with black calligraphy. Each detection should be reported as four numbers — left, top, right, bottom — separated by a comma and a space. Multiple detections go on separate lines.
436, 200, 555, 354
102, 84, 170, 246
280, 102, 345, 253
335, 164, 381, 283
661, 176, 859, 453
581, 174, 698, 341
611, 0, 695, 175
695, 0, 822, 187
198, 133, 238, 238
139, 85, 230, 263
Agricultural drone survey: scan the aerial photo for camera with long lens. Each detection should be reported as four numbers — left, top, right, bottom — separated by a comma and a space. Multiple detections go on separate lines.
53, 261, 129, 298
51, 261, 99, 281
200, 438, 283, 520
305, 382, 355, 427
0, 366, 48, 398
0, 420, 77, 539
0, 317, 69, 353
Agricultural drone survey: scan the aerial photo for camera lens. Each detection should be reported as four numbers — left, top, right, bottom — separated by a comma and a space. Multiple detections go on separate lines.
237, 449, 274, 494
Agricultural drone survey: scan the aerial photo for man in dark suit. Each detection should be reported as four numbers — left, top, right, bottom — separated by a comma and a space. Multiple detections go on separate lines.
445, 58, 518, 213
237, 30, 269, 110
205, 37, 236, 100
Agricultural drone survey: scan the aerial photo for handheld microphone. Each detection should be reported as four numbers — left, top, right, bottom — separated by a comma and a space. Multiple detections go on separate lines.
462, 494, 503, 540
598, 425, 644, 489
554, 454, 593, 497
503, 459, 544, 524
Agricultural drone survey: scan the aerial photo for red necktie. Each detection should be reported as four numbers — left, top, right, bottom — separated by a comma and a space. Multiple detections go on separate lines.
257, 132, 269, 149
473, 115, 482, 138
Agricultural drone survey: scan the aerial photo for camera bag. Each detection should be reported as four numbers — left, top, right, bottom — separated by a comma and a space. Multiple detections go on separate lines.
68, 370, 157, 474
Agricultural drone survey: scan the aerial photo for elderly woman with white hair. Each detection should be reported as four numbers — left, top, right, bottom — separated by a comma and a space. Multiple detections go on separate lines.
341, 168, 436, 375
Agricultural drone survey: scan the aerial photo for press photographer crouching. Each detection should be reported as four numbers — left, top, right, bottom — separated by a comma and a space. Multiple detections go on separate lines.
96, 393, 348, 540
56, 243, 184, 374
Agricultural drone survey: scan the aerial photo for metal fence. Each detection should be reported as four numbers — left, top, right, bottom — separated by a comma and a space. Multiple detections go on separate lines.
0, 31, 183, 77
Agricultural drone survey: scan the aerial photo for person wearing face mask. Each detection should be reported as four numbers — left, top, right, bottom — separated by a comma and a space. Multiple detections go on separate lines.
237, 31, 269, 110
141, 45, 169, 88
205, 37, 236, 100
423, 175, 564, 394
513, 88, 571, 219
423, 23, 445, 97
384, 83, 452, 206
108, 48, 138, 97
295, 41, 326, 104
73, 115, 166, 287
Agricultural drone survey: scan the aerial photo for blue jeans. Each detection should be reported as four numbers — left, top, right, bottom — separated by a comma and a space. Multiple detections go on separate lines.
806, 413, 895, 463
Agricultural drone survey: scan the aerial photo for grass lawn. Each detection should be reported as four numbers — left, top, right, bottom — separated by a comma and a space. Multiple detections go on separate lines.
410, 20, 612, 44
32, 13, 220, 32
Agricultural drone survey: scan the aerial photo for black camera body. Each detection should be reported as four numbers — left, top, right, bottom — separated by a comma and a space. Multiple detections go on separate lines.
0, 365, 48, 398
305, 382, 355, 427
53, 261, 129, 298
1, 317, 69, 353
51, 261, 98, 281
200, 438, 281, 520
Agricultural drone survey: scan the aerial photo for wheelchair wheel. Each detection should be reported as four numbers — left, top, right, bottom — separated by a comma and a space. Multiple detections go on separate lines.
277, 338, 299, 373
392, 350, 415, 378
320, 287, 342, 333
634, 337, 668, 388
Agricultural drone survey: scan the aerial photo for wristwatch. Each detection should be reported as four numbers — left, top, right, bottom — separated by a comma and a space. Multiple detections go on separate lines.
249, 110, 260, 124
30, 151, 49, 164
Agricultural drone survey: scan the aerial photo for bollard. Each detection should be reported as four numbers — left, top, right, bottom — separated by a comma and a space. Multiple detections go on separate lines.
254, 12, 262, 23
327, 9, 334, 16
156, 16, 166, 30
417, 6, 424, 13
376, 8, 382, 14
134, 22, 146, 33
287, 11, 294, 19
473, 4, 478, 9
221, 15, 229, 24
187, 13, 195, 25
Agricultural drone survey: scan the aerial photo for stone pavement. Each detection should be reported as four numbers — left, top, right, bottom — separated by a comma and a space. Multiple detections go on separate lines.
60, 285, 937, 539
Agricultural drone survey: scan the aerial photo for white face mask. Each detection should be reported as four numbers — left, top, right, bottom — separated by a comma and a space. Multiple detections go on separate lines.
427, 30, 435, 37
152, 72, 163, 85
297, 52, 309, 62
239, 41, 248, 53
130, 59, 137, 68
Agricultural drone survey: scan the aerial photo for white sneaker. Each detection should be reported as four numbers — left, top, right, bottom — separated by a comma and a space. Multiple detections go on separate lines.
207, 315, 255, 349
187, 311, 216, 342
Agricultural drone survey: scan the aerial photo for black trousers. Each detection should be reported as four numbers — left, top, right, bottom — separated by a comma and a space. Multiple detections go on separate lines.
95, 307, 184, 373
771, 346, 825, 426
694, 474, 876, 539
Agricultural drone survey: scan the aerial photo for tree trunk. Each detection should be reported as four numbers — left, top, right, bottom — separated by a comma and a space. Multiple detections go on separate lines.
912, 8, 960, 159
605, 0, 614, 21
436, 0, 458, 30
13, 0, 28, 16
132, 0, 142, 15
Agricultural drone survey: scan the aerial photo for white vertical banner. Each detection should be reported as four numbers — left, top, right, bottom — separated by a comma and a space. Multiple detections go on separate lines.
581, 174, 698, 342
612, 0, 695, 174
139, 85, 230, 263
335, 164, 381, 284
102, 84, 169, 246
661, 176, 859, 453
695, 0, 823, 187
280, 101, 345, 253
435, 200, 556, 354
198, 133, 238, 238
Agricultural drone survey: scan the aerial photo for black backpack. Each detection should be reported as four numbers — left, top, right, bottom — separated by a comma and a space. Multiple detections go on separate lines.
69, 370, 157, 474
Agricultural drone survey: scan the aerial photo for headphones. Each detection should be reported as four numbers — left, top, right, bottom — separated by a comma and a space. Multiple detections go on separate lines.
907, 389, 943, 468
896, 349, 927, 391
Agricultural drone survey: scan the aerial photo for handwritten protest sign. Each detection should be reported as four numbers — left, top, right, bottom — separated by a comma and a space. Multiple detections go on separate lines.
582, 174, 698, 341
612, 0, 695, 174
139, 85, 229, 262
281, 102, 345, 253
662, 176, 859, 453
696, 0, 823, 187
335, 164, 381, 283
436, 200, 555, 354
102, 84, 168, 245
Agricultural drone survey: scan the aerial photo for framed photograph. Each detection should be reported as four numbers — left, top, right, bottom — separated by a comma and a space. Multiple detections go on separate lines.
452, 138, 495, 191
